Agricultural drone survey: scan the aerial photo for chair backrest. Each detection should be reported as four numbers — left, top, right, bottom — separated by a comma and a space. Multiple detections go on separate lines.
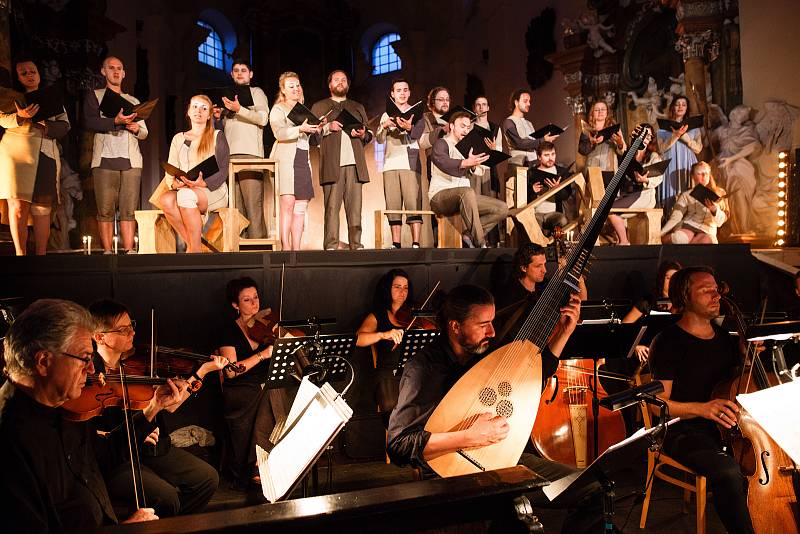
587, 167, 606, 209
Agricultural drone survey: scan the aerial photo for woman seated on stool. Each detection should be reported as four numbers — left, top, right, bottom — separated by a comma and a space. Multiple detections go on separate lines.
660, 161, 727, 244
159, 95, 229, 253
356, 268, 415, 427
608, 124, 662, 245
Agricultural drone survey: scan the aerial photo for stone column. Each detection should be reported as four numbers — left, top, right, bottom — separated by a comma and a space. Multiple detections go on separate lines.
547, 45, 589, 166
675, 1, 723, 115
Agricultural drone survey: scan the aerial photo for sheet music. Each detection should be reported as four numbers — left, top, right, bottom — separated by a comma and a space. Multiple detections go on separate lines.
257, 379, 352, 502
737, 380, 800, 465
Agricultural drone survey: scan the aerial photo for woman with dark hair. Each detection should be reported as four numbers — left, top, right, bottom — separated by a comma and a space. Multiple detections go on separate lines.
356, 269, 415, 426
0, 59, 70, 255
657, 95, 703, 205
217, 277, 286, 490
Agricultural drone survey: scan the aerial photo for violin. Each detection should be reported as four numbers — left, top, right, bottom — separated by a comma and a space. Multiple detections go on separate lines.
62, 371, 198, 422
244, 308, 282, 346
393, 305, 438, 331
712, 295, 798, 533
122, 345, 245, 377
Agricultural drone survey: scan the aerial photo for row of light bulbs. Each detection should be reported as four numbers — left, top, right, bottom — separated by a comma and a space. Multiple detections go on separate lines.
776, 152, 788, 246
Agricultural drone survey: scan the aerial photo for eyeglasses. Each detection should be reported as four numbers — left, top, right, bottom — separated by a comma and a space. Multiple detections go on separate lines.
434, 97, 451, 103
60, 351, 93, 367
101, 320, 136, 336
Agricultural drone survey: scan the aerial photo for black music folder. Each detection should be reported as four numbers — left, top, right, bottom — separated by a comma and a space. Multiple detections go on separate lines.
386, 99, 425, 123
657, 115, 704, 132
531, 123, 568, 139
160, 155, 219, 182
332, 107, 365, 133
440, 105, 477, 124
529, 166, 572, 186
287, 102, 326, 126
624, 157, 671, 179
203, 85, 255, 108
99, 90, 158, 120
689, 183, 724, 204
455, 124, 510, 167
21, 85, 64, 122
594, 123, 621, 140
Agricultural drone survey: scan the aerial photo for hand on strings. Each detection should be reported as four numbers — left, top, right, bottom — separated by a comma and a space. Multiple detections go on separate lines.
382, 328, 404, 345
395, 116, 413, 131
465, 412, 510, 448
221, 95, 241, 113
149, 378, 184, 414
114, 108, 137, 125
634, 344, 650, 364
14, 101, 39, 120
699, 398, 739, 428
122, 508, 158, 523
461, 148, 490, 168
483, 137, 497, 151
329, 120, 343, 132
125, 122, 140, 135
543, 132, 559, 143
144, 427, 160, 446
558, 294, 582, 336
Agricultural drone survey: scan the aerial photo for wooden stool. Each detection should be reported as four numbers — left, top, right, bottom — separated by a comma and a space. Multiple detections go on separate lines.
373, 209, 435, 249
134, 208, 249, 254
228, 158, 279, 251
435, 214, 464, 248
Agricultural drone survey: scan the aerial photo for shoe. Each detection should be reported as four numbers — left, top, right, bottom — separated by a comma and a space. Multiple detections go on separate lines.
461, 234, 475, 248
392, 242, 401, 249
411, 242, 420, 249
103, 250, 113, 255
125, 249, 137, 255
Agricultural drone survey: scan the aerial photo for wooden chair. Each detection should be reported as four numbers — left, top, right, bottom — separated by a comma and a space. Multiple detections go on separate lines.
134, 208, 248, 254
635, 374, 708, 533
227, 158, 280, 251
586, 167, 663, 245
372, 209, 466, 249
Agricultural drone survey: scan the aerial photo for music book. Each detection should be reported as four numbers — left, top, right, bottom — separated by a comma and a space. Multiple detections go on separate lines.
202, 85, 255, 108
440, 105, 477, 124
657, 115, 704, 131
332, 107, 365, 133
287, 102, 326, 126
625, 157, 671, 179
455, 124, 510, 167
595, 123, 621, 140
529, 166, 572, 186
386, 99, 425, 123
99, 90, 158, 121
21, 85, 64, 122
256, 378, 352, 503
160, 155, 219, 182
530, 123, 568, 139
689, 183, 723, 204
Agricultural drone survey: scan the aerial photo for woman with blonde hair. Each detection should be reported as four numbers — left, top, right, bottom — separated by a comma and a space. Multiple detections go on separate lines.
159, 94, 229, 253
578, 99, 626, 171
269, 72, 321, 250
660, 161, 727, 244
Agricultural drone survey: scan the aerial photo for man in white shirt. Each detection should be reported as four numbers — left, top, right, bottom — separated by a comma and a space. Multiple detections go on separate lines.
502, 88, 558, 175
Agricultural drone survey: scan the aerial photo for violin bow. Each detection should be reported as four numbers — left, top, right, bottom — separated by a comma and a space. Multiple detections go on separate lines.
119, 355, 147, 509
391, 280, 441, 351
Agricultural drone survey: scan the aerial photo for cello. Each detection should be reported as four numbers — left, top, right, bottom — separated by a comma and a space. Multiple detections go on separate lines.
713, 295, 799, 534
424, 124, 651, 477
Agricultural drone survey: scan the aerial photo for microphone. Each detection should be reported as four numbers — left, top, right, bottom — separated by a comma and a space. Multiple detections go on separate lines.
599, 380, 665, 411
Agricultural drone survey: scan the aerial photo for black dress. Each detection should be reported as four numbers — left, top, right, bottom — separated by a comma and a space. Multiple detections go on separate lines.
372, 308, 403, 426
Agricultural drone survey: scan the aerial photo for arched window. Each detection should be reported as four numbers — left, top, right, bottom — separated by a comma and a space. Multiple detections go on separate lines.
371, 33, 402, 75
197, 21, 224, 70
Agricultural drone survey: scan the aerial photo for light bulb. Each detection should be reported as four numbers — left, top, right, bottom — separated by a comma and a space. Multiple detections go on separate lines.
779, 191, 786, 198
779, 171, 786, 178
779, 181, 786, 188
778, 220, 785, 226
779, 200, 786, 207
779, 162, 787, 169
778, 229, 786, 236
777, 239, 785, 246
779, 210, 785, 217
779, 152, 787, 159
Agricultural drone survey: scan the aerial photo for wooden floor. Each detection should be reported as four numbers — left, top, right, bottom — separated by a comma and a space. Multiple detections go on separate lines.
206, 452, 726, 533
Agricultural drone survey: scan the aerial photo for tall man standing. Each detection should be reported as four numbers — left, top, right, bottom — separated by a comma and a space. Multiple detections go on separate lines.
311, 70, 373, 250
83, 56, 148, 254
502, 88, 558, 177
214, 59, 270, 239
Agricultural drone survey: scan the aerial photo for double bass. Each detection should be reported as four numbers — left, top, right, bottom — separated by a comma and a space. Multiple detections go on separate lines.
424, 124, 651, 477
713, 297, 798, 534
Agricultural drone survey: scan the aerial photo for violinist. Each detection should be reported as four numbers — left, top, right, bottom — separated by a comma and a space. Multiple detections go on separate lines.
649, 266, 755, 534
217, 277, 287, 491
0, 299, 157, 530
356, 268, 415, 427
89, 299, 221, 517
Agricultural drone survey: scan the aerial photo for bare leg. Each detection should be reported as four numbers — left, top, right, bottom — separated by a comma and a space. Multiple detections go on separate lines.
608, 214, 629, 245
32, 202, 52, 256
279, 195, 295, 250
160, 192, 190, 244
690, 232, 712, 244
180, 207, 204, 253
120, 220, 136, 251
7, 198, 31, 256
291, 200, 307, 251
98, 220, 114, 252
411, 222, 421, 244
390, 224, 401, 245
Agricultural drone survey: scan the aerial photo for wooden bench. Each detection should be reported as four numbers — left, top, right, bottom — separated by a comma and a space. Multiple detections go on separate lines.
373, 209, 464, 249
134, 207, 248, 254
587, 167, 662, 245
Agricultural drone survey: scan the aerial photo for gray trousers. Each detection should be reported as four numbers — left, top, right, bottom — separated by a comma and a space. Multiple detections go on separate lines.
234, 170, 266, 239
322, 164, 362, 250
93, 167, 141, 222
383, 169, 422, 225
430, 186, 508, 247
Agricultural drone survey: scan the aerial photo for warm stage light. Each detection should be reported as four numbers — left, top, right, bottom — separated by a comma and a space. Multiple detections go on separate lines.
779, 152, 787, 159
779, 171, 786, 178
779, 191, 786, 198
777, 239, 785, 245
779, 210, 785, 217
779, 200, 786, 207
778, 229, 786, 236
779, 162, 787, 169
778, 220, 785, 226
779, 181, 786, 188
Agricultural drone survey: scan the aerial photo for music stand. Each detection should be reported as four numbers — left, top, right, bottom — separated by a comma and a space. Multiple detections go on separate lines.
267, 334, 356, 389
559, 322, 646, 460
394, 329, 441, 377
542, 418, 678, 533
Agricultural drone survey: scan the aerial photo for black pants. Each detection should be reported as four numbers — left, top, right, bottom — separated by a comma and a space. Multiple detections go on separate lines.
665, 421, 755, 534
106, 446, 218, 517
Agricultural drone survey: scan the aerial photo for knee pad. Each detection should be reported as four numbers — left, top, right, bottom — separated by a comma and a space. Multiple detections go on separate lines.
30, 204, 52, 216
670, 230, 690, 244
293, 201, 308, 215
176, 188, 199, 209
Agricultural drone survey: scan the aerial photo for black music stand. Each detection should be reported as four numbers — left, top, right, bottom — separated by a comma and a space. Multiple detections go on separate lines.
559, 322, 646, 460
542, 418, 677, 533
267, 334, 356, 389
394, 329, 441, 377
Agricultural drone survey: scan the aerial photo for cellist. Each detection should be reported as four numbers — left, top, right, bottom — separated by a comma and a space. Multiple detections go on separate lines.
0, 299, 157, 530
89, 299, 223, 517
648, 266, 755, 534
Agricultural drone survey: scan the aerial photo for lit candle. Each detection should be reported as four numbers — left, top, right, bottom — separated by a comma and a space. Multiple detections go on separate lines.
82, 235, 88, 254
87, 236, 92, 255
113, 235, 118, 255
